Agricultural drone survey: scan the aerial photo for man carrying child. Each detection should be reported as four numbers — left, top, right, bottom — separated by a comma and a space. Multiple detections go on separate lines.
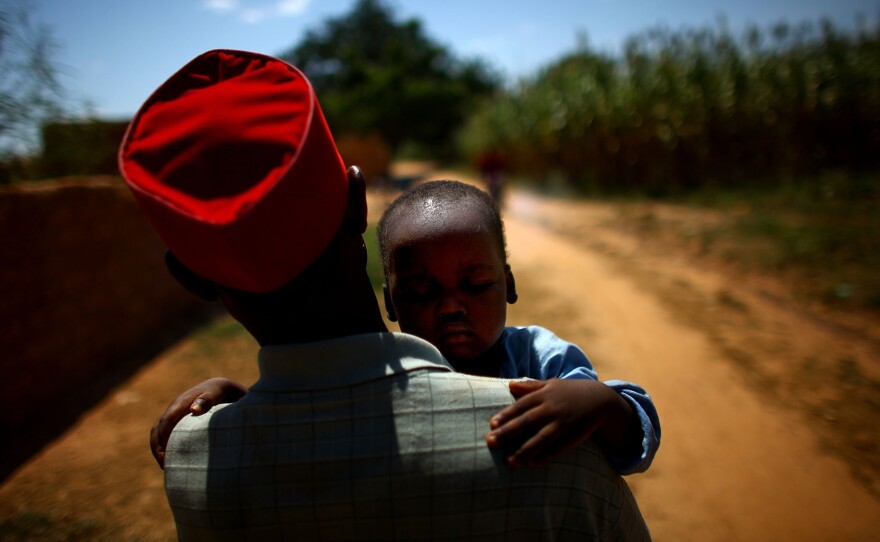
121, 49, 652, 540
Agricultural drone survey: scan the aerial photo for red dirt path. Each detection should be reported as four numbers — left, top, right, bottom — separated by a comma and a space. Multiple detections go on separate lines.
2, 175, 878, 541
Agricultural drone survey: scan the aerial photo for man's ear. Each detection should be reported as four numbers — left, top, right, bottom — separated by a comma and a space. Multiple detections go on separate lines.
505, 264, 518, 304
164, 251, 219, 302
383, 283, 398, 322
344, 165, 368, 234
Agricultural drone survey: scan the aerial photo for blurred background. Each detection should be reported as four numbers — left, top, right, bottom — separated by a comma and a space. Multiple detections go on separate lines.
1, 0, 878, 540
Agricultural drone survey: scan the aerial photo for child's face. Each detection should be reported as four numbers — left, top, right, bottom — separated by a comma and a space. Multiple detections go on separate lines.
384, 203, 511, 364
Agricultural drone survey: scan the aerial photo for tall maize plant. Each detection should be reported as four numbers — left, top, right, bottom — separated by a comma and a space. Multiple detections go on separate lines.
459, 18, 880, 195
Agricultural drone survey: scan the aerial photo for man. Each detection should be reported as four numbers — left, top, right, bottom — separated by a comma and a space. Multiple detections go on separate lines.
120, 49, 651, 540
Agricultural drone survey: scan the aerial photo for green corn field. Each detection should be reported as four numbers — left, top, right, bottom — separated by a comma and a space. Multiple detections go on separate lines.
459, 17, 880, 196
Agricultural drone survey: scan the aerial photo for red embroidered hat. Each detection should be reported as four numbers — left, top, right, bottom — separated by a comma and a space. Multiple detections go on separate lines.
118, 49, 348, 293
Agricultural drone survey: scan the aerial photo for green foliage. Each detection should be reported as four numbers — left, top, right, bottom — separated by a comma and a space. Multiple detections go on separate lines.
280, 0, 499, 157
459, 17, 880, 195
683, 175, 880, 311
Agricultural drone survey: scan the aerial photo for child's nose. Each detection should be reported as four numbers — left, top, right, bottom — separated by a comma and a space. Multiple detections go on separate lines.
437, 292, 466, 316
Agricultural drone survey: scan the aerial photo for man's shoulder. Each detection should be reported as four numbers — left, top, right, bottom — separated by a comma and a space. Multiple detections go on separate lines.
165, 403, 237, 451
164, 370, 650, 540
401, 368, 517, 410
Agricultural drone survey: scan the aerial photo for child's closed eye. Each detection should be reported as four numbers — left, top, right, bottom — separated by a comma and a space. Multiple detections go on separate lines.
463, 281, 496, 293
397, 280, 439, 303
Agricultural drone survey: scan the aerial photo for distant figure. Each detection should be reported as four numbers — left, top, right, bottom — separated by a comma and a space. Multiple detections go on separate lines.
478, 149, 506, 203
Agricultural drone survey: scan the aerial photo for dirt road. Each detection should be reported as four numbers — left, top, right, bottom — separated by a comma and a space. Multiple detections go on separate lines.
501, 190, 880, 541
1, 182, 878, 541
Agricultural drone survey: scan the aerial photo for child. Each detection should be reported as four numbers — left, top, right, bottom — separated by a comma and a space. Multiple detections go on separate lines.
153, 180, 660, 474
377, 180, 659, 473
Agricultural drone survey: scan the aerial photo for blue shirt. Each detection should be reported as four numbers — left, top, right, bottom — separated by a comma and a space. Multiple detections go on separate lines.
499, 325, 661, 475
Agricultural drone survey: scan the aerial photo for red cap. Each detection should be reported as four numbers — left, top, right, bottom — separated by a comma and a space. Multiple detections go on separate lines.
118, 49, 348, 293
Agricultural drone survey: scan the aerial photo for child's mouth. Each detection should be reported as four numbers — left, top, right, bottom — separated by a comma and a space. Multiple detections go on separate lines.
443, 333, 472, 345
439, 324, 473, 343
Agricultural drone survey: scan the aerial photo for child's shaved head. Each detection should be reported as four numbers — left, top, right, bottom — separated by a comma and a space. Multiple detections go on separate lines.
377, 180, 507, 277
378, 180, 515, 367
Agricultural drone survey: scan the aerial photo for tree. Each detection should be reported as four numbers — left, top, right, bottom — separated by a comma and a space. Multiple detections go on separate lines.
280, 0, 498, 156
0, 0, 63, 164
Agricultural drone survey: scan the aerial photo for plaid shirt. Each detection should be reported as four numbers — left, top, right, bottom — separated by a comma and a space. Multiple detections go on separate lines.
164, 332, 651, 541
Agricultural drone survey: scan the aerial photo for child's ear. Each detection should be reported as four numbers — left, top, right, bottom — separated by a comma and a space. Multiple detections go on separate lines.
505, 264, 518, 304
383, 283, 398, 321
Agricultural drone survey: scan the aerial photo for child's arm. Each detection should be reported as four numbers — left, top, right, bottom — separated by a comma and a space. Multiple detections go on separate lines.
150, 377, 247, 468
485, 378, 644, 469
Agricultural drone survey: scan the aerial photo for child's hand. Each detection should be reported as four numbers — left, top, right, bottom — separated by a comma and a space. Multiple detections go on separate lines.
149, 377, 247, 468
486, 379, 638, 468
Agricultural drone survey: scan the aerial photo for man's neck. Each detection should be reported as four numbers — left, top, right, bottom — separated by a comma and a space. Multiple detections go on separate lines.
270, 305, 388, 345
235, 275, 389, 346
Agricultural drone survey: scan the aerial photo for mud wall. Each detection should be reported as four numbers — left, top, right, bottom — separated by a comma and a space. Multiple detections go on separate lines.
0, 177, 211, 474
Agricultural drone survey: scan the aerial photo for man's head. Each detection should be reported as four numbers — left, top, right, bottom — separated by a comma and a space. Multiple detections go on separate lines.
118, 50, 384, 344
119, 49, 348, 294
377, 180, 517, 364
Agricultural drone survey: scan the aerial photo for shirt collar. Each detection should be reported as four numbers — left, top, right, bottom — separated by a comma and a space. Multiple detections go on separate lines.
254, 332, 453, 391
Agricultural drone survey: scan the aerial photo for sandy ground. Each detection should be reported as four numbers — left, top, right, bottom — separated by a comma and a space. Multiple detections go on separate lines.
1, 178, 879, 541
501, 190, 880, 541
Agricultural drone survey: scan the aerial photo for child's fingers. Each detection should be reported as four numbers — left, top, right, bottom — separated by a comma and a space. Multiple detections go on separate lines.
150, 379, 247, 469
189, 391, 222, 415
487, 402, 548, 448
506, 422, 562, 467
517, 429, 592, 467
189, 378, 247, 414
151, 402, 191, 468
508, 379, 546, 399
149, 423, 165, 468
190, 396, 211, 415
489, 391, 542, 430
150, 388, 206, 466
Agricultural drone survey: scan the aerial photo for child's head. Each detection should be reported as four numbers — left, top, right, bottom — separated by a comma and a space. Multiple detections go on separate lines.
378, 180, 517, 365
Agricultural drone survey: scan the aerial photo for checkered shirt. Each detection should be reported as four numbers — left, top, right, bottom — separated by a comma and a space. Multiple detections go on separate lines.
164, 332, 651, 541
